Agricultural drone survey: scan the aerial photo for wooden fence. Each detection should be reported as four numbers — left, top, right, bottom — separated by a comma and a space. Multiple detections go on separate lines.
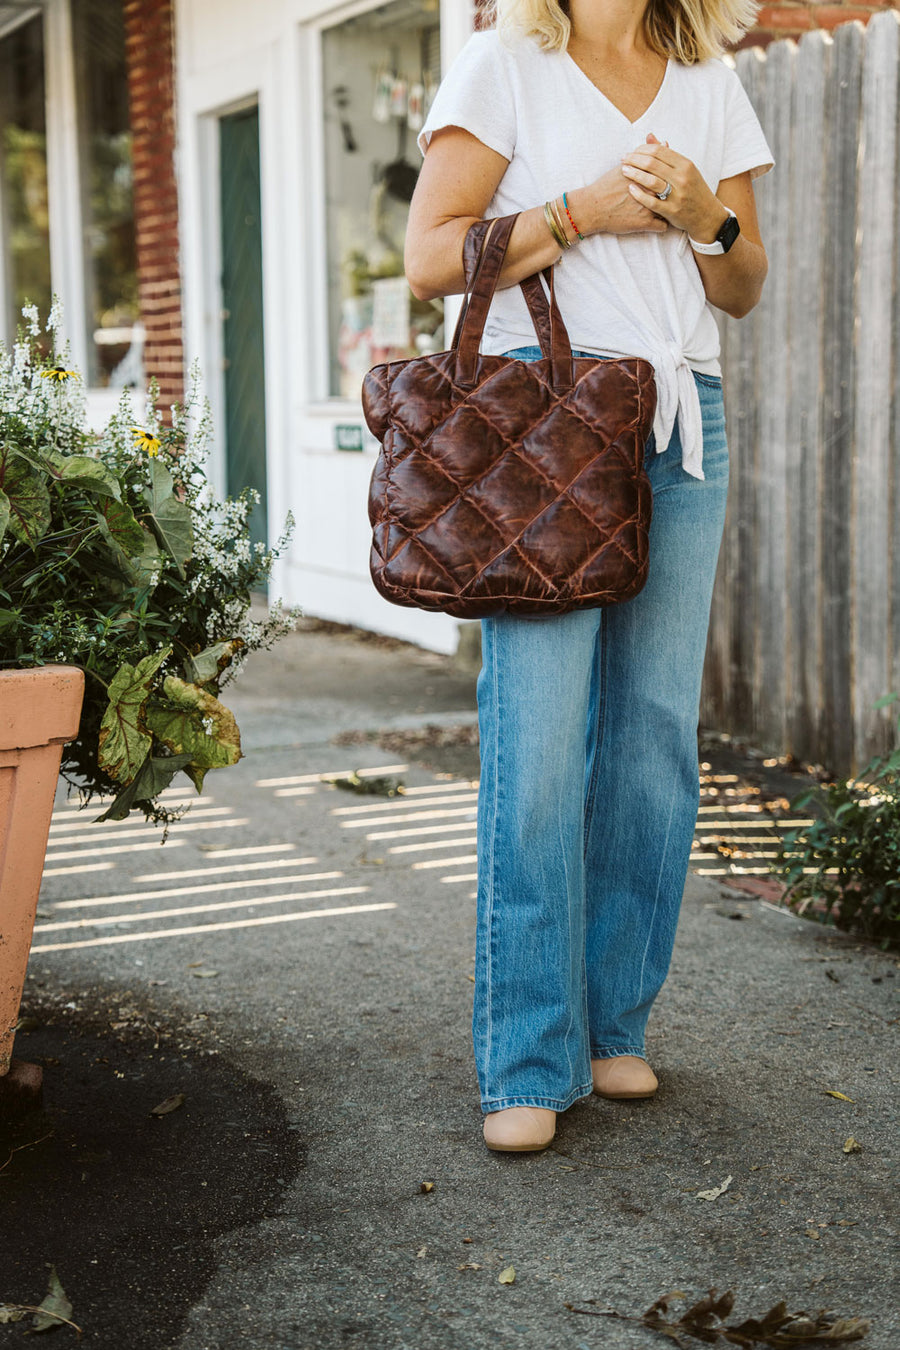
701, 10, 900, 776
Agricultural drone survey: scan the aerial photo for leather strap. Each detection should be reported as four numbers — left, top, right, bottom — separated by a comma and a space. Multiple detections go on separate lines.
452, 213, 575, 392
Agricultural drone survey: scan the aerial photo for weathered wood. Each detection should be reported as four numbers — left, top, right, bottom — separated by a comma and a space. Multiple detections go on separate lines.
820, 22, 864, 774
852, 11, 899, 769
785, 31, 830, 765
753, 38, 794, 751
726, 46, 767, 741
699, 22, 899, 777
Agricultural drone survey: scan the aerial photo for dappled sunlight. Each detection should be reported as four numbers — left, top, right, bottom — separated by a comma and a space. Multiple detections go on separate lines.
30, 901, 395, 954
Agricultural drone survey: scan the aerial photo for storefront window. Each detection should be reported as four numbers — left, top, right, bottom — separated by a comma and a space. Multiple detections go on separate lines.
0, 14, 51, 353
72, 0, 139, 387
322, 0, 443, 400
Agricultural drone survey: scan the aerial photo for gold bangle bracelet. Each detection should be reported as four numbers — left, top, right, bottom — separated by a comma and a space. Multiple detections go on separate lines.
549, 196, 572, 248
543, 199, 568, 250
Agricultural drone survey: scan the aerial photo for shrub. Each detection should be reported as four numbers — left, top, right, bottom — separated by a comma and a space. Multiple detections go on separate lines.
772, 695, 900, 949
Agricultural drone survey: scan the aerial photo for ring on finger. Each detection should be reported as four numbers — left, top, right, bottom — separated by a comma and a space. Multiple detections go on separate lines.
656, 180, 673, 201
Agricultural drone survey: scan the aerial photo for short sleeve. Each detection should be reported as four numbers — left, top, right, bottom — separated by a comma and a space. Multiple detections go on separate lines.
416, 30, 516, 161
719, 63, 775, 182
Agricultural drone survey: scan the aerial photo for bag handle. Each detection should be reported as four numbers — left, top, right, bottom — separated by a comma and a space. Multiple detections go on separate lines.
451, 213, 574, 391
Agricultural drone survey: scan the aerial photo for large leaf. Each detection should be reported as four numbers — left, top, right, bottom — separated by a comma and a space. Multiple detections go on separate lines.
97, 647, 171, 784
95, 750, 192, 822
183, 638, 245, 687
0, 487, 9, 544
96, 497, 146, 558
0, 445, 51, 546
54, 454, 122, 501
142, 458, 192, 577
146, 675, 242, 791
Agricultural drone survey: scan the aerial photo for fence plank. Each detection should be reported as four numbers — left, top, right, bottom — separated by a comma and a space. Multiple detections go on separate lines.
726, 46, 767, 738
852, 11, 900, 768
753, 38, 794, 751
785, 31, 830, 765
817, 21, 864, 774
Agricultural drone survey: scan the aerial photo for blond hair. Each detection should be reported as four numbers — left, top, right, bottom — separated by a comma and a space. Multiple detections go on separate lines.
480, 0, 760, 65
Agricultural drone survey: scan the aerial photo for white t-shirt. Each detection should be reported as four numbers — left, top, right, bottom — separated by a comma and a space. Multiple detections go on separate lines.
417, 29, 774, 479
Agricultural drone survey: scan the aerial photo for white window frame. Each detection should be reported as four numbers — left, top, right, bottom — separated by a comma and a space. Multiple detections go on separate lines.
0, 0, 138, 425
298, 0, 472, 442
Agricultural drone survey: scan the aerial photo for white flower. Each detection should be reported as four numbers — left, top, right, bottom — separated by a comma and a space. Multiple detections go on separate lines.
21, 303, 41, 337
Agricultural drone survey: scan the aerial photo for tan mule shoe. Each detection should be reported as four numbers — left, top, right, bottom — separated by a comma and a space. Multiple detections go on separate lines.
591, 1055, 658, 1100
482, 1106, 557, 1152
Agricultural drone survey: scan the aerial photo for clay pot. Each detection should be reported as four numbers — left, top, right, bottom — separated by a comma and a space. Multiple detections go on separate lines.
1, 666, 85, 1097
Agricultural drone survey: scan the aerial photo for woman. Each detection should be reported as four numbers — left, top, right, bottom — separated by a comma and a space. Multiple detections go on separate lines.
404, 0, 774, 1152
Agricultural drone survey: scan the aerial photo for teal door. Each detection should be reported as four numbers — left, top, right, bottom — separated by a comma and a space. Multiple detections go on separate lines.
219, 106, 267, 553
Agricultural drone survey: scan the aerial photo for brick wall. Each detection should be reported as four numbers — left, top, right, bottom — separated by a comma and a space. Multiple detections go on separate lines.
123, 0, 184, 412
474, 0, 896, 47
738, 0, 897, 47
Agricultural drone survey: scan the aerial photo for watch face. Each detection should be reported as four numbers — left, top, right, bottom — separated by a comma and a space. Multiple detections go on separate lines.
718, 213, 741, 252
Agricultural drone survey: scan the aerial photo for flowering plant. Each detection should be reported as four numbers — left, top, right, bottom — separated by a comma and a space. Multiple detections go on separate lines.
0, 304, 297, 824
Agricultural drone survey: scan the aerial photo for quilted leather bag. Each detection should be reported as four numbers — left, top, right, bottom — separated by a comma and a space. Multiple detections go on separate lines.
362, 212, 657, 619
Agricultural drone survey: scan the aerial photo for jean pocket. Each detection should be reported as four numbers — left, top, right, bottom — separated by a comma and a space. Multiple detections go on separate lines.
692, 371, 723, 390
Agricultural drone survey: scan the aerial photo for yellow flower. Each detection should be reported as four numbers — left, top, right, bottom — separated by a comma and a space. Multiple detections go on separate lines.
41, 365, 78, 382
131, 426, 161, 456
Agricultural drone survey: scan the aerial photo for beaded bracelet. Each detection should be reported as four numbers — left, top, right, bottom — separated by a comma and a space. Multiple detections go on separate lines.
562, 192, 585, 242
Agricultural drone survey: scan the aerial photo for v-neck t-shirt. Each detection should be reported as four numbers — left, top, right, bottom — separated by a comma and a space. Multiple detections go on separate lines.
416, 29, 775, 480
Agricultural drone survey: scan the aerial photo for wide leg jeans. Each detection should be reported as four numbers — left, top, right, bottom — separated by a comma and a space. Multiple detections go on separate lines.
473, 351, 730, 1114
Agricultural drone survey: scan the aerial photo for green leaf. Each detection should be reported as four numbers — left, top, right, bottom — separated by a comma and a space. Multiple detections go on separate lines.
0, 607, 18, 630
0, 444, 51, 545
98, 647, 172, 784
182, 638, 245, 686
96, 496, 146, 558
95, 750, 192, 822
146, 675, 242, 792
0, 487, 9, 543
142, 458, 192, 577
30, 1264, 73, 1333
53, 455, 122, 500
873, 692, 899, 710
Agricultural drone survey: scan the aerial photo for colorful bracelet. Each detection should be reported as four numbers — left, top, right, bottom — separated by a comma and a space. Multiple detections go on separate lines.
562, 192, 585, 241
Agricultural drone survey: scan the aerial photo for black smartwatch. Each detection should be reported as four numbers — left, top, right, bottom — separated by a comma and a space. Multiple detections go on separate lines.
689, 208, 741, 255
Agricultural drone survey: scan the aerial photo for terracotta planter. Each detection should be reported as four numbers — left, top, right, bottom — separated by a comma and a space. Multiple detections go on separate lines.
1, 665, 85, 1104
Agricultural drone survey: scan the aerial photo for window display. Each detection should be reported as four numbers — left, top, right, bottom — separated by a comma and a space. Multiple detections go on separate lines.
0, 14, 51, 353
322, 0, 443, 400
72, 0, 139, 388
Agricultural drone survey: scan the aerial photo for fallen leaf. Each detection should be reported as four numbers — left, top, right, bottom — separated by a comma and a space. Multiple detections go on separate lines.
150, 1092, 185, 1116
31, 1266, 74, 1333
843, 1137, 861, 1153
466, 974, 475, 983
806, 1228, 821, 1240
824, 1090, 855, 1102
0, 1307, 26, 1324
192, 970, 219, 979
416, 1246, 427, 1258
697, 1174, 733, 1201
458, 1262, 481, 1270
567, 1287, 872, 1346
187, 961, 204, 967
498, 1266, 516, 1284
419, 1181, 434, 1193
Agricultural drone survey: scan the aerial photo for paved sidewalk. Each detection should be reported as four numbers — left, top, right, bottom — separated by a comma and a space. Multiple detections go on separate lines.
2, 622, 898, 1350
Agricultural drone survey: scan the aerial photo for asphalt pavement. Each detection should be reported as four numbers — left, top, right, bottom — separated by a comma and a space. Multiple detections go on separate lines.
2, 618, 897, 1350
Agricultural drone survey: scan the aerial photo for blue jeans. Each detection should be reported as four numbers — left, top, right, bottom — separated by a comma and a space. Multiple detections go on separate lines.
474, 346, 729, 1114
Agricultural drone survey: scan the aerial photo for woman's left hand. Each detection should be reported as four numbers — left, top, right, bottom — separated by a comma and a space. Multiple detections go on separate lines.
620, 133, 728, 243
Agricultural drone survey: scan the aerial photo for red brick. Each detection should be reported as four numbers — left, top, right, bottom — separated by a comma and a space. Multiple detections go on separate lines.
755, 5, 816, 27
813, 4, 877, 23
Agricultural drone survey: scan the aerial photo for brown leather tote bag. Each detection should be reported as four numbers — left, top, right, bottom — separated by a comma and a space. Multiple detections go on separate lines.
362, 212, 657, 619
